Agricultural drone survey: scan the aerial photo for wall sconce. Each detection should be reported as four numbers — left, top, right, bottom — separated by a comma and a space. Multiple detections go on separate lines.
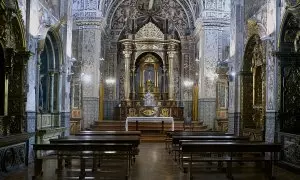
183, 80, 194, 87
105, 78, 116, 85
206, 72, 218, 81
81, 73, 92, 83
229, 71, 236, 82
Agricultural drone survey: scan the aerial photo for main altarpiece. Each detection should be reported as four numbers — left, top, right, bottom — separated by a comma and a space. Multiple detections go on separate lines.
100, 0, 198, 121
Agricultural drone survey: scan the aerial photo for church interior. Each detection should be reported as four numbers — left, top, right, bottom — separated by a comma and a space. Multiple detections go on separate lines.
0, 0, 300, 179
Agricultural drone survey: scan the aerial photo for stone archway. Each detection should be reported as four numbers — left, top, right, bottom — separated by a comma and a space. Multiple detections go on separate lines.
276, 5, 300, 168
0, 1, 30, 173
241, 34, 266, 141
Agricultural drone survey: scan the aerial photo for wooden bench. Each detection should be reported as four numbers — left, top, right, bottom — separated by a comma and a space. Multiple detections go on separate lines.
75, 130, 141, 136
50, 135, 140, 165
181, 141, 281, 180
32, 143, 133, 180
172, 136, 249, 161
165, 131, 233, 152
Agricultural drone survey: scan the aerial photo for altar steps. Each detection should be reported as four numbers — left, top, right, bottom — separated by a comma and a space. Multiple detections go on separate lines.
89, 120, 209, 132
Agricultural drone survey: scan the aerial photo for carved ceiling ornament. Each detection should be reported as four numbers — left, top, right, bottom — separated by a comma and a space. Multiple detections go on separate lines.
285, 0, 300, 7
108, 0, 193, 36
135, 22, 164, 40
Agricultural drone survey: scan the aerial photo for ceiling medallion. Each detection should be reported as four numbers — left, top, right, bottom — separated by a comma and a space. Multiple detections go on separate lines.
136, 0, 162, 14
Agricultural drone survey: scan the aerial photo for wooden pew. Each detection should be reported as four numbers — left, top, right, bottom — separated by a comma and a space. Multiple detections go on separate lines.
172, 135, 249, 145
32, 143, 133, 180
76, 130, 141, 136
165, 131, 233, 152
172, 135, 249, 161
181, 141, 281, 180
50, 135, 140, 147
50, 135, 140, 167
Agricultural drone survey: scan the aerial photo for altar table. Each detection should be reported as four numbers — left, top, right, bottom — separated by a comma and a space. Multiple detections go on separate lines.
125, 117, 174, 131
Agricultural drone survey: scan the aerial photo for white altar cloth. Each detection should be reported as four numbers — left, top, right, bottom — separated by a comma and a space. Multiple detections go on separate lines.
125, 117, 174, 131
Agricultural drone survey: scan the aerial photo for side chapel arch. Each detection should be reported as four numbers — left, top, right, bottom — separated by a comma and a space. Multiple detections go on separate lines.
0, 0, 30, 134
277, 10, 300, 134
241, 34, 266, 141
38, 29, 63, 113
275, 3, 300, 167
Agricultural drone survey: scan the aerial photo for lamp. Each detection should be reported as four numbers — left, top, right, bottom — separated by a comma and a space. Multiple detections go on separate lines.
183, 80, 194, 87
105, 78, 116, 85
81, 73, 91, 83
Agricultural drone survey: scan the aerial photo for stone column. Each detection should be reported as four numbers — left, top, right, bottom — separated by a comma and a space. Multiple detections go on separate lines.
228, 0, 244, 135
75, 21, 102, 128
9, 49, 31, 133
162, 66, 167, 99
131, 67, 136, 99
49, 72, 55, 113
123, 43, 132, 101
4, 48, 14, 116
167, 51, 175, 100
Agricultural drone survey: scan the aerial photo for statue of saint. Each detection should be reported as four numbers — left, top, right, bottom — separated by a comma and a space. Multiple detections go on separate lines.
143, 91, 156, 106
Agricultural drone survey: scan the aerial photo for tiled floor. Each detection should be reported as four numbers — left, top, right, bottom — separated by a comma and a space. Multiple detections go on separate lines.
1, 143, 300, 180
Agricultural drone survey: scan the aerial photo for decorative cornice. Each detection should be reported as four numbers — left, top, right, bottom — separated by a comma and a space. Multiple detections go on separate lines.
75, 18, 105, 28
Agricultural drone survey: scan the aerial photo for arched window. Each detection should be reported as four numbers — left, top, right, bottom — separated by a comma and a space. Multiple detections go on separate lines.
39, 31, 61, 113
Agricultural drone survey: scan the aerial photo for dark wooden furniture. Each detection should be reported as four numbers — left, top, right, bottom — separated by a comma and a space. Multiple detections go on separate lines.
165, 131, 232, 152
172, 135, 249, 145
49, 135, 140, 147
75, 131, 141, 136
181, 142, 282, 180
171, 136, 249, 161
32, 143, 133, 180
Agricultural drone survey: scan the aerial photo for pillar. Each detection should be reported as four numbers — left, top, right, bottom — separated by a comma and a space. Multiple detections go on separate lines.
123, 42, 132, 101
76, 21, 102, 128
228, 0, 244, 134
49, 72, 55, 112
162, 66, 167, 99
131, 67, 136, 99
4, 48, 14, 116
167, 50, 175, 100
9, 49, 31, 133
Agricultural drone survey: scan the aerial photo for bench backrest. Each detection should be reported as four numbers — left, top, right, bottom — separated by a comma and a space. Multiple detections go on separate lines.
76, 131, 141, 136
181, 142, 282, 153
49, 135, 141, 146
167, 131, 232, 137
172, 135, 249, 144
33, 143, 133, 151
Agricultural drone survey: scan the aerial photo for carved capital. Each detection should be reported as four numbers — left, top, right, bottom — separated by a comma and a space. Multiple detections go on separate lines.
14, 50, 31, 66
123, 42, 133, 51
167, 51, 176, 58
123, 51, 132, 58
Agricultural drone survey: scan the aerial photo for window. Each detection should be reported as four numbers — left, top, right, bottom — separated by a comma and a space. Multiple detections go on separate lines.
39, 31, 61, 113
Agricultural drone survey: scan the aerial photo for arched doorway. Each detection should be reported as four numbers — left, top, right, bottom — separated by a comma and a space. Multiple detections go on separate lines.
241, 34, 266, 141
